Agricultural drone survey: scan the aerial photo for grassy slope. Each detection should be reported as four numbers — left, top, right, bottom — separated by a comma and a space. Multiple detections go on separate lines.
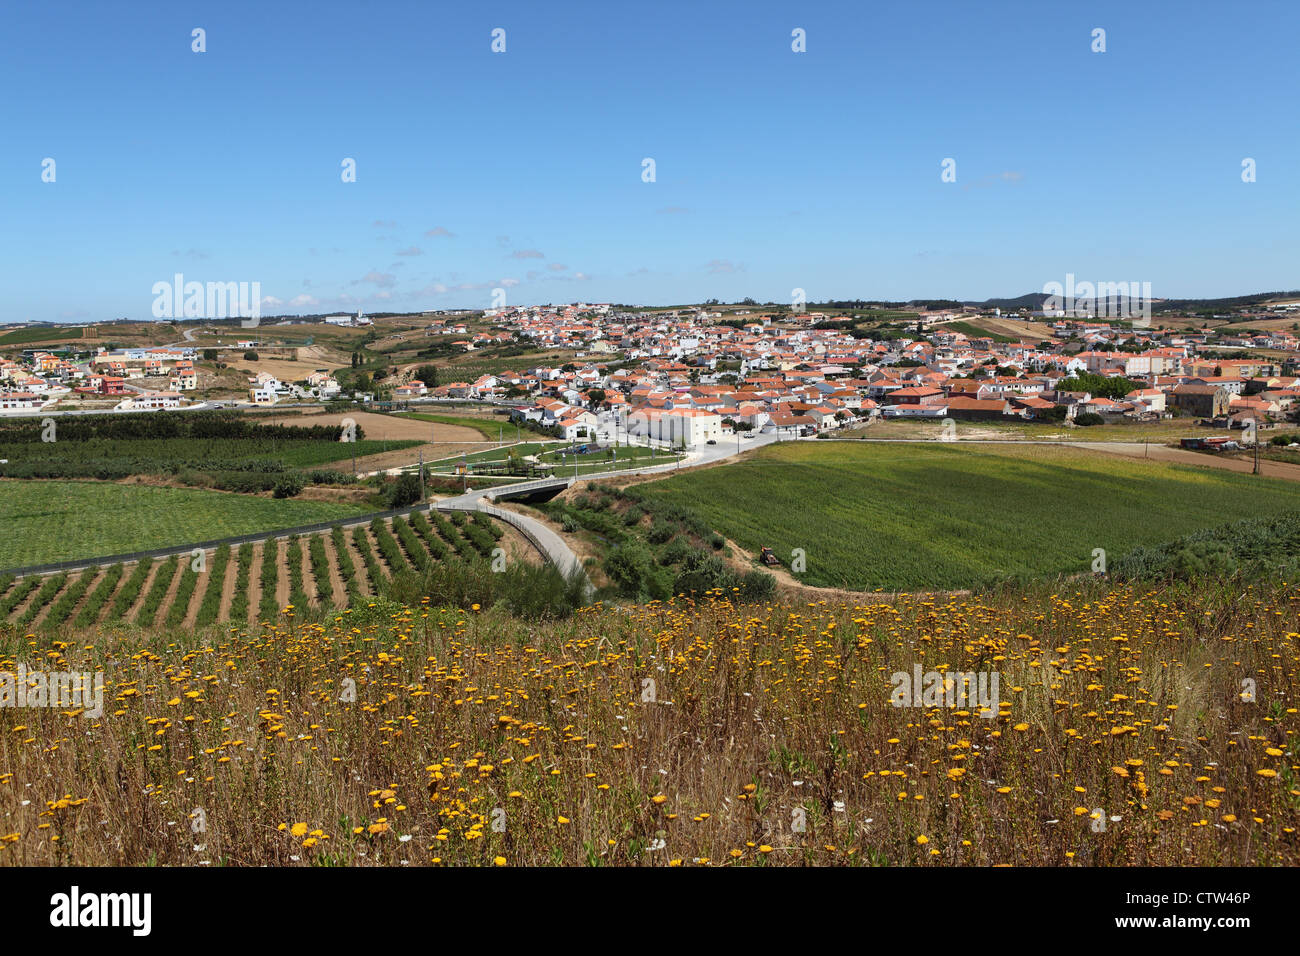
635, 442, 1300, 590
0, 481, 365, 568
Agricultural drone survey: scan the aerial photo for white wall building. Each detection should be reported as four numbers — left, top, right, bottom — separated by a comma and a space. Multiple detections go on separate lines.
626, 408, 723, 448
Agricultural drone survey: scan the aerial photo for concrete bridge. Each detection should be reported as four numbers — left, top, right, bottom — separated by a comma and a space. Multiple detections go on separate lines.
435, 480, 588, 590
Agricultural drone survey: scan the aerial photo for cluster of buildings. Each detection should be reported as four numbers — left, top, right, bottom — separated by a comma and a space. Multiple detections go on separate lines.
247, 369, 340, 405
0, 345, 202, 414
394, 304, 1300, 447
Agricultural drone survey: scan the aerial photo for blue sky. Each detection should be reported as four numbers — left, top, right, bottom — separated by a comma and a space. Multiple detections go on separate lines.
2, 0, 1296, 323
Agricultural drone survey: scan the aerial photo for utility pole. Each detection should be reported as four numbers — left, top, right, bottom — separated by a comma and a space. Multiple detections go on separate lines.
1254, 436, 1260, 475
418, 448, 424, 500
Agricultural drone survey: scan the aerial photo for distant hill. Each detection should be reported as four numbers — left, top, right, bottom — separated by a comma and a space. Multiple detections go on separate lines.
964, 290, 1300, 314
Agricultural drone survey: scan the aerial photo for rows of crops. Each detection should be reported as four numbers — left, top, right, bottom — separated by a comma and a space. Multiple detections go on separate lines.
0, 511, 505, 632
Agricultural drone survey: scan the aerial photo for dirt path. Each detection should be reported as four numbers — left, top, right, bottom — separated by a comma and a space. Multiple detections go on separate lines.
259, 409, 484, 443
28, 571, 85, 630
91, 566, 133, 628
159, 560, 187, 623
62, 568, 102, 626
246, 543, 265, 622
1072, 442, 1300, 481
323, 533, 348, 606
8, 580, 43, 624
275, 540, 291, 610
125, 561, 163, 622
218, 548, 245, 622
339, 529, 371, 597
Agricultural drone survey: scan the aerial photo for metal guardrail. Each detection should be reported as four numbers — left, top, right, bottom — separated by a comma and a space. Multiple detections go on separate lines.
0, 501, 444, 579
484, 476, 575, 500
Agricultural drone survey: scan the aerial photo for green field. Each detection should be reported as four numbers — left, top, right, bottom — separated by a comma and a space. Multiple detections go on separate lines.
633, 442, 1300, 590
0, 325, 85, 346
0, 481, 365, 569
0, 412, 418, 491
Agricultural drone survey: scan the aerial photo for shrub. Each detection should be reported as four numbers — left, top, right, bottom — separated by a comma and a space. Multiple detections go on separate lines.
331, 526, 362, 603
308, 534, 333, 604
165, 563, 201, 627
273, 474, 305, 498
285, 536, 310, 611
195, 546, 232, 627
73, 563, 125, 629
228, 544, 253, 624
386, 473, 423, 509
371, 518, 408, 573
409, 512, 447, 560
391, 516, 431, 572
352, 526, 386, 593
107, 559, 152, 622
604, 541, 671, 601
647, 519, 675, 545
658, 536, 693, 566
136, 557, 179, 627
258, 539, 281, 622
20, 573, 68, 628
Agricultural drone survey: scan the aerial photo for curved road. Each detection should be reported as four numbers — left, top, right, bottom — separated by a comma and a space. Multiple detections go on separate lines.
435, 432, 781, 588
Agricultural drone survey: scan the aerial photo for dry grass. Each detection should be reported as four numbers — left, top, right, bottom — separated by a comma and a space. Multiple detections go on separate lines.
0, 580, 1296, 866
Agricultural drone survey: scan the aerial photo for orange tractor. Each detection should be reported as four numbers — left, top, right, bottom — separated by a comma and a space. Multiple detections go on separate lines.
759, 547, 780, 567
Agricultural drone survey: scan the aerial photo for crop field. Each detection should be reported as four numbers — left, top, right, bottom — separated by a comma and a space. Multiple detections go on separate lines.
0, 510, 506, 629
0, 325, 85, 346
0, 579, 1294, 866
0, 435, 407, 472
0, 481, 365, 569
632, 442, 1300, 591
0, 412, 416, 488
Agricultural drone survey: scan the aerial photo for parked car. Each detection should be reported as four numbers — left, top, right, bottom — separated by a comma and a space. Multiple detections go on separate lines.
706, 439, 717, 445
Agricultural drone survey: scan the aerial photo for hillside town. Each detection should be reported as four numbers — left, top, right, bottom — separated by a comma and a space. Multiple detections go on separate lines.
3, 303, 1299, 449
424, 303, 1300, 445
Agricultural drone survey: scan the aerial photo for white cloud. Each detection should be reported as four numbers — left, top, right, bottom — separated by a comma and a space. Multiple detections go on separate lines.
705, 259, 744, 274
356, 271, 397, 288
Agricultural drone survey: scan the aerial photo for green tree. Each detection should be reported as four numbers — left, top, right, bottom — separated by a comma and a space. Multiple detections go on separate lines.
413, 364, 440, 387
386, 473, 423, 508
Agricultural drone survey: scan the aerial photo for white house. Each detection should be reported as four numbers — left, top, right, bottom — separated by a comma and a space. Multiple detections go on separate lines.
249, 383, 278, 405
0, 392, 47, 413
121, 391, 182, 411
626, 407, 722, 448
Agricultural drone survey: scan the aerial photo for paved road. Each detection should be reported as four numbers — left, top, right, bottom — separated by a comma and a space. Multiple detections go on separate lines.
434, 432, 781, 585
